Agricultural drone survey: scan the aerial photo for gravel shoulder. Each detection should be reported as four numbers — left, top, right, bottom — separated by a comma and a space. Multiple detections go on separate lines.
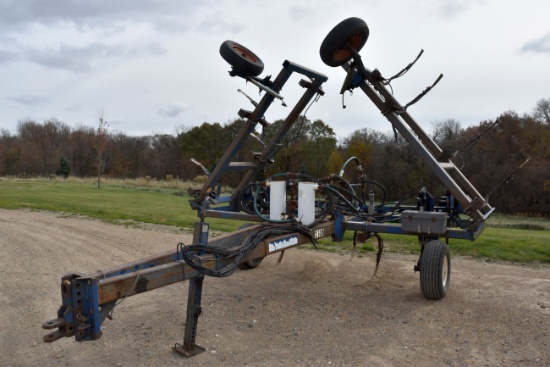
1, 209, 549, 367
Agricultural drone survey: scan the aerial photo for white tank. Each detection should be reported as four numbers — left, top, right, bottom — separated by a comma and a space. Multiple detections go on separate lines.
269, 181, 286, 221
298, 182, 316, 225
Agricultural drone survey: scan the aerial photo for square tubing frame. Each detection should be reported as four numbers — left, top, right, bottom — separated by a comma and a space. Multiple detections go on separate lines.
341, 62, 494, 225
174, 221, 209, 356
191, 60, 327, 217
42, 221, 336, 344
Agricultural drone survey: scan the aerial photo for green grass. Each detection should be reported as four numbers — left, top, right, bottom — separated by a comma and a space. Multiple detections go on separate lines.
310, 227, 549, 263
0, 179, 244, 232
1, 179, 548, 263
486, 213, 550, 231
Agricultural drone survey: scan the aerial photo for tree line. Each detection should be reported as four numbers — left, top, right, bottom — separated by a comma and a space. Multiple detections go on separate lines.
1, 98, 549, 215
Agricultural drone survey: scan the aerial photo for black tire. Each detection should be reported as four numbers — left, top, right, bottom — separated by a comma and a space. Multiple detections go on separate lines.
419, 240, 451, 300
220, 40, 264, 77
320, 17, 369, 67
236, 223, 264, 270
239, 183, 269, 215
237, 257, 264, 270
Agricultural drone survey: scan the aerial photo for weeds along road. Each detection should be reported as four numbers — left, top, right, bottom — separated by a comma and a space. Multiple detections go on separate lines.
1, 209, 549, 367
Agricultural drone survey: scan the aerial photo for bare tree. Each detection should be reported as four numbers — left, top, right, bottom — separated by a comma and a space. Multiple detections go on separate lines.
70, 124, 96, 177
533, 98, 550, 124
96, 111, 108, 189
16, 118, 70, 176
431, 119, 462, 144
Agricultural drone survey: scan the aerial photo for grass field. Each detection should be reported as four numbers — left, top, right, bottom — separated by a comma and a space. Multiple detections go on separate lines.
1, 178, 548, 263
0, 178, 243, 232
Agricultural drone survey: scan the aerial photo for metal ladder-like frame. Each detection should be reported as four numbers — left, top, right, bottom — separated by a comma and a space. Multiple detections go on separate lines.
342, 62, 494, 226
190, 60, 328, 218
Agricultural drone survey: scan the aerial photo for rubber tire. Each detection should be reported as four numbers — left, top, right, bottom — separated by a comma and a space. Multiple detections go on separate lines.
237, 257, 264, 270
419, 240, 451, 300
239, 183, 269, 215
236, 223, 264, 270
220, 40, 264, 77
320, 17, 369, 67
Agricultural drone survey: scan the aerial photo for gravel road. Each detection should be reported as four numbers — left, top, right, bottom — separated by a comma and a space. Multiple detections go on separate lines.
1, 209, 549, 367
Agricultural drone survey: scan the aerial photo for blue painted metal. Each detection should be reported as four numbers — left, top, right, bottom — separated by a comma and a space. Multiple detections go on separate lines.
72, 276, 101, 341
43, 27, 496, 355
47, 273, 101, 342
344, 220, 483, 241
333, 210, 345, 241
193, 221, 210, 246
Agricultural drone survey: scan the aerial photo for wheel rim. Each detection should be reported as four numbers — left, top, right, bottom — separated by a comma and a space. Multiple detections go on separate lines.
232, 44, 259, 63
442, 254, 449, 288
333, 32, 364, 63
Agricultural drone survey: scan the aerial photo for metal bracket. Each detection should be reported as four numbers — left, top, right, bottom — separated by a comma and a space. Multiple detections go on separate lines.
238, 109, 269, 127
299, 79, 325, 95
332, 210, 345, 242
173, 276, 206, 357
174, 221, 210, 357
43, 273, 101, 343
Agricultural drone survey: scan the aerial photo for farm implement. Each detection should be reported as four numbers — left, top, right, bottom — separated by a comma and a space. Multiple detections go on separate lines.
43, 17, 496, 356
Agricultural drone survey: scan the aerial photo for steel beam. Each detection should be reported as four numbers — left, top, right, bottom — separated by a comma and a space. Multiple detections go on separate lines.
341, 63, 493, 224
43, 221, 335, 344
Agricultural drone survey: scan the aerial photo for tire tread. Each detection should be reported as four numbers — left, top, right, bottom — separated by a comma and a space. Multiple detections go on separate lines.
320, 17, 369, 67
420, 240, 451, 300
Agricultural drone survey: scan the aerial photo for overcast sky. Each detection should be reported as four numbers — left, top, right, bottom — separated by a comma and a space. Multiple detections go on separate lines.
1, 0, 549, 139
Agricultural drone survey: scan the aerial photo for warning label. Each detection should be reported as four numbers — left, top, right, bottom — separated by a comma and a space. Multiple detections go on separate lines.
268, 236, 298, 252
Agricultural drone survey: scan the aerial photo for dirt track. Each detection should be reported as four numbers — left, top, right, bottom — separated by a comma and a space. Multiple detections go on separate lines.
1, 209, 549, 367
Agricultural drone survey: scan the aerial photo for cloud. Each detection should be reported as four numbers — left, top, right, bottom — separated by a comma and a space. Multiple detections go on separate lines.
24, 42, 121, 72
519, 32, 550, 56
0, 2, 201, 72
288, 6, 313, 22
152, 16, 192, 33
158, 102, 189, 118
126, 42, 167, 57
65, 104, 82, 112
436, 0, 484, 19
6, 94, 50, 105
196, 12, 244, 34
0, 49, 18, 63
24, 41, 166, 72
0, 1, 207, 34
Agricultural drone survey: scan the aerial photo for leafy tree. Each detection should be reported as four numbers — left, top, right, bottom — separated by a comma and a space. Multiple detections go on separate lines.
303, 120, 337, 177
341, 128, 388, 167
461, 111, 550, 214
55, 156, 71, 178
262, 117, 311, 174
326, 149, 344, 176
1, 95, 549, 215
179, 122, 227, 170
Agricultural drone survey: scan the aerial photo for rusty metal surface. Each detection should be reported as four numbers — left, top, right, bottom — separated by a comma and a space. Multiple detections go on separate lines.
43, 220, 337, 343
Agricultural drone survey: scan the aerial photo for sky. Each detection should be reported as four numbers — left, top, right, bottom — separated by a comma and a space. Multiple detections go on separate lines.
1, 0, 549, 139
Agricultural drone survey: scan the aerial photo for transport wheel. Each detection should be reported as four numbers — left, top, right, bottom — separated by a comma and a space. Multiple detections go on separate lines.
320, 17, 369, 67
239, 183, 269, 215
220, 40, 264, 77
237, 223, 264, 270
237, 257, 263, 270
419, 240, 451, 300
